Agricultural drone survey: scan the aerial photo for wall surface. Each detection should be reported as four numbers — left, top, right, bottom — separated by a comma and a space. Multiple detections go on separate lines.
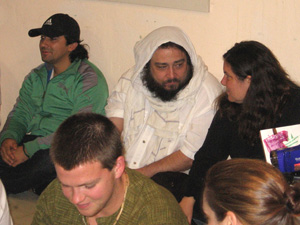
1, 0, 300, 127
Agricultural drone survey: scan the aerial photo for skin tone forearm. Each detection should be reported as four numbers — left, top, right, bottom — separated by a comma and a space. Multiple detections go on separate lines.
108, 117, 193, 177
136, 150, 193, 177
180, 197, 195, 224
109, 117, 124, 133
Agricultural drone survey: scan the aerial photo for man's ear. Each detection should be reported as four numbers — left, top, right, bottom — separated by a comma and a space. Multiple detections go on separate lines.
68, 42, 78, 52
224, 211, 239, 225
114, 156, 126, 179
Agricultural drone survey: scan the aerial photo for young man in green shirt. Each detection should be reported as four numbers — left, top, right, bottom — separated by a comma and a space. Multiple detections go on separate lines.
32, 113, 189, 225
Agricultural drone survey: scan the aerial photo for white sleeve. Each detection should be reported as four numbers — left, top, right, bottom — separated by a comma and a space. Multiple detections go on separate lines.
105, 69, 134, 119
180, 75, 222, 159
0, 180, 13, 225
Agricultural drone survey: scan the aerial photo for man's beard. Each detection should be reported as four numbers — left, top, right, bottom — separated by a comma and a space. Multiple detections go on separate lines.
141, 66, 193, 102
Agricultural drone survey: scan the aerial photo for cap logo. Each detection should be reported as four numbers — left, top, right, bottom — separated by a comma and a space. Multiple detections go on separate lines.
44, 18, 52, 26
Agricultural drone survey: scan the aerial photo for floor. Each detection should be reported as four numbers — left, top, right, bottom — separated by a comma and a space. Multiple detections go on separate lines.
7, 191, 38, 225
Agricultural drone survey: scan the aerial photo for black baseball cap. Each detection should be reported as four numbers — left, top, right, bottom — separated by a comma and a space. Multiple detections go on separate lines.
28, 13, 80, 42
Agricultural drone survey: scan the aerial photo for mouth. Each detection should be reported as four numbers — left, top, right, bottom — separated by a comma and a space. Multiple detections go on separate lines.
164, 79, 179, 86
76, 202, 90, 210
40, 49, 51, 56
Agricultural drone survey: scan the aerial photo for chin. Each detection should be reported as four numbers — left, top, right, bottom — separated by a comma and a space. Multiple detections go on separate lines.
78, 209, 98, 218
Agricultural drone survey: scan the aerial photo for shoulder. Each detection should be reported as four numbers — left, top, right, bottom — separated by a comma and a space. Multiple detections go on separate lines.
35, 179, 80, 223
110, 67, 137, 94
74, 60, 108, 89
37, 179, 65, 206
37, 179, 73, 213
77, 59, 104, 78
25, 63, 47, 79
126, 169, 188, 224
291, 88, 300, 101
194, 73, 223, 103
282, 88, 300, 111
127, 169, 173, 199
274, 88, 300, 126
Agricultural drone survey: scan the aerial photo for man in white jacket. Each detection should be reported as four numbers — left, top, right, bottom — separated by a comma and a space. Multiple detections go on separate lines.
105, 26, 222, 201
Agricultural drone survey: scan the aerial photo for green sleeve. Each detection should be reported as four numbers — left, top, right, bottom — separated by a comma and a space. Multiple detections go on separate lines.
0, 72, 38, 145
71, 60, 108, 116
31, 190, 53, 225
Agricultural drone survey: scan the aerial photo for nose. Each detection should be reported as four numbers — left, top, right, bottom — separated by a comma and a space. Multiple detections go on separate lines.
40, 38, 50, 48
166, 67, 175, 79
70, 188, 85, 205
221, 76, 227, 86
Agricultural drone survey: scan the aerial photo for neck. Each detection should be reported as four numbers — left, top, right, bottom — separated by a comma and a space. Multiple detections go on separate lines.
53, 59, 72, 77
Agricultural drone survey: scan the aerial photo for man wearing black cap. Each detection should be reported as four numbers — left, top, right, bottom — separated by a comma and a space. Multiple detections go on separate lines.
0, 13, 108, 195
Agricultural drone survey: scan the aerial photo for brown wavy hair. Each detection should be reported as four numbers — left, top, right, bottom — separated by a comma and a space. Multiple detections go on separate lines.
204, 158, 300, 225
218, 41, 299, 145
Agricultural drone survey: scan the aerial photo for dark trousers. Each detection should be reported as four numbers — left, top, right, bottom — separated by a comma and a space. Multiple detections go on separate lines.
151, 171, 207, 225
0, 135, 56, 195
151, 171, 189, 202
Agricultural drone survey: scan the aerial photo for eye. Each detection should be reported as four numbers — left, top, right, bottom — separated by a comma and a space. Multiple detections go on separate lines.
85, 184, 96, 189
174, 63, 183, 68
224, 74, 232, 80
157, 65, 167, 69
51, 37, 58, 41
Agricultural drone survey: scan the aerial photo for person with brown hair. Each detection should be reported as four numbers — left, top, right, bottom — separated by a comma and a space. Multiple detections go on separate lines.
203, 158, 300, 225
180, 41, 300, 224
32, 113, 189, 225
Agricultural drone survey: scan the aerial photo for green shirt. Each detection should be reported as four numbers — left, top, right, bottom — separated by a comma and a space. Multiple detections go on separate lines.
0, 59, 108, 156
32, 168, 189, 225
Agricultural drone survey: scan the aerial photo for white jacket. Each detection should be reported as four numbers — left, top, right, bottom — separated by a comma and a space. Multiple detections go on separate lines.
106, 26, 222, 171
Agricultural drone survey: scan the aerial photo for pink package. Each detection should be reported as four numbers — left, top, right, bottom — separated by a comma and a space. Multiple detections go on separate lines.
263, 130, 288, 152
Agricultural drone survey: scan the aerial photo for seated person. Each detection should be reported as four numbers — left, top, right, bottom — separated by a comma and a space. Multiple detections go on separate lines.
105, 26, 222, 201
0, 13, 108, 195
203, 158, 300, 224
32, 113, 189, 225
180, 41, 300, 224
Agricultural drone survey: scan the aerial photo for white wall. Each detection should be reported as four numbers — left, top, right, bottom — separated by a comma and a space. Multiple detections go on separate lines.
1, 0, 300, 127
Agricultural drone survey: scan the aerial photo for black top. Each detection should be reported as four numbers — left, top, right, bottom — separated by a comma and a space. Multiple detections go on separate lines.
185, 88, 300, 201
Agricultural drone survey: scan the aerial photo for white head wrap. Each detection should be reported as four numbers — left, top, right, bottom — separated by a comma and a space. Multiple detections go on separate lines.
123, 26, 213, 138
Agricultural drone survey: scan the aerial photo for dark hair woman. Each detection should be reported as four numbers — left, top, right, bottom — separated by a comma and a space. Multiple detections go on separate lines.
180, 41, 300, 225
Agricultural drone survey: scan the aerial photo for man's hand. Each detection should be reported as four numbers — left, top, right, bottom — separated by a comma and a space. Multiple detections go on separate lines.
0, 139, 18, 165
179, 197, 195, 224
11, 145, 29, 167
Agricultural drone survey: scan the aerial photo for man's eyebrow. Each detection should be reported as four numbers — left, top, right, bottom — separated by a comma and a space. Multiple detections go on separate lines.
154, 58, 186, 66
154, 62, 168, 66
58, 177, 101, 187
174, 59, 185, 64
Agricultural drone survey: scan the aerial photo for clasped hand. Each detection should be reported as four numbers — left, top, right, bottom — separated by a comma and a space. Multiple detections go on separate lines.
0, 139, 28, 167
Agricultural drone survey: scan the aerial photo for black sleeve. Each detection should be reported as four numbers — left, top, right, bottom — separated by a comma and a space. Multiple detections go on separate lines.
185, 111, 233, 200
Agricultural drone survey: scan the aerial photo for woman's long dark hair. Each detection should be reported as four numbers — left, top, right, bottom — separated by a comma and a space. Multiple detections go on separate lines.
218, 41, 299, 144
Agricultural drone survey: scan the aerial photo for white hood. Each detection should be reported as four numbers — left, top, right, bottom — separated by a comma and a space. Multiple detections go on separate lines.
131, 26, 210, 101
